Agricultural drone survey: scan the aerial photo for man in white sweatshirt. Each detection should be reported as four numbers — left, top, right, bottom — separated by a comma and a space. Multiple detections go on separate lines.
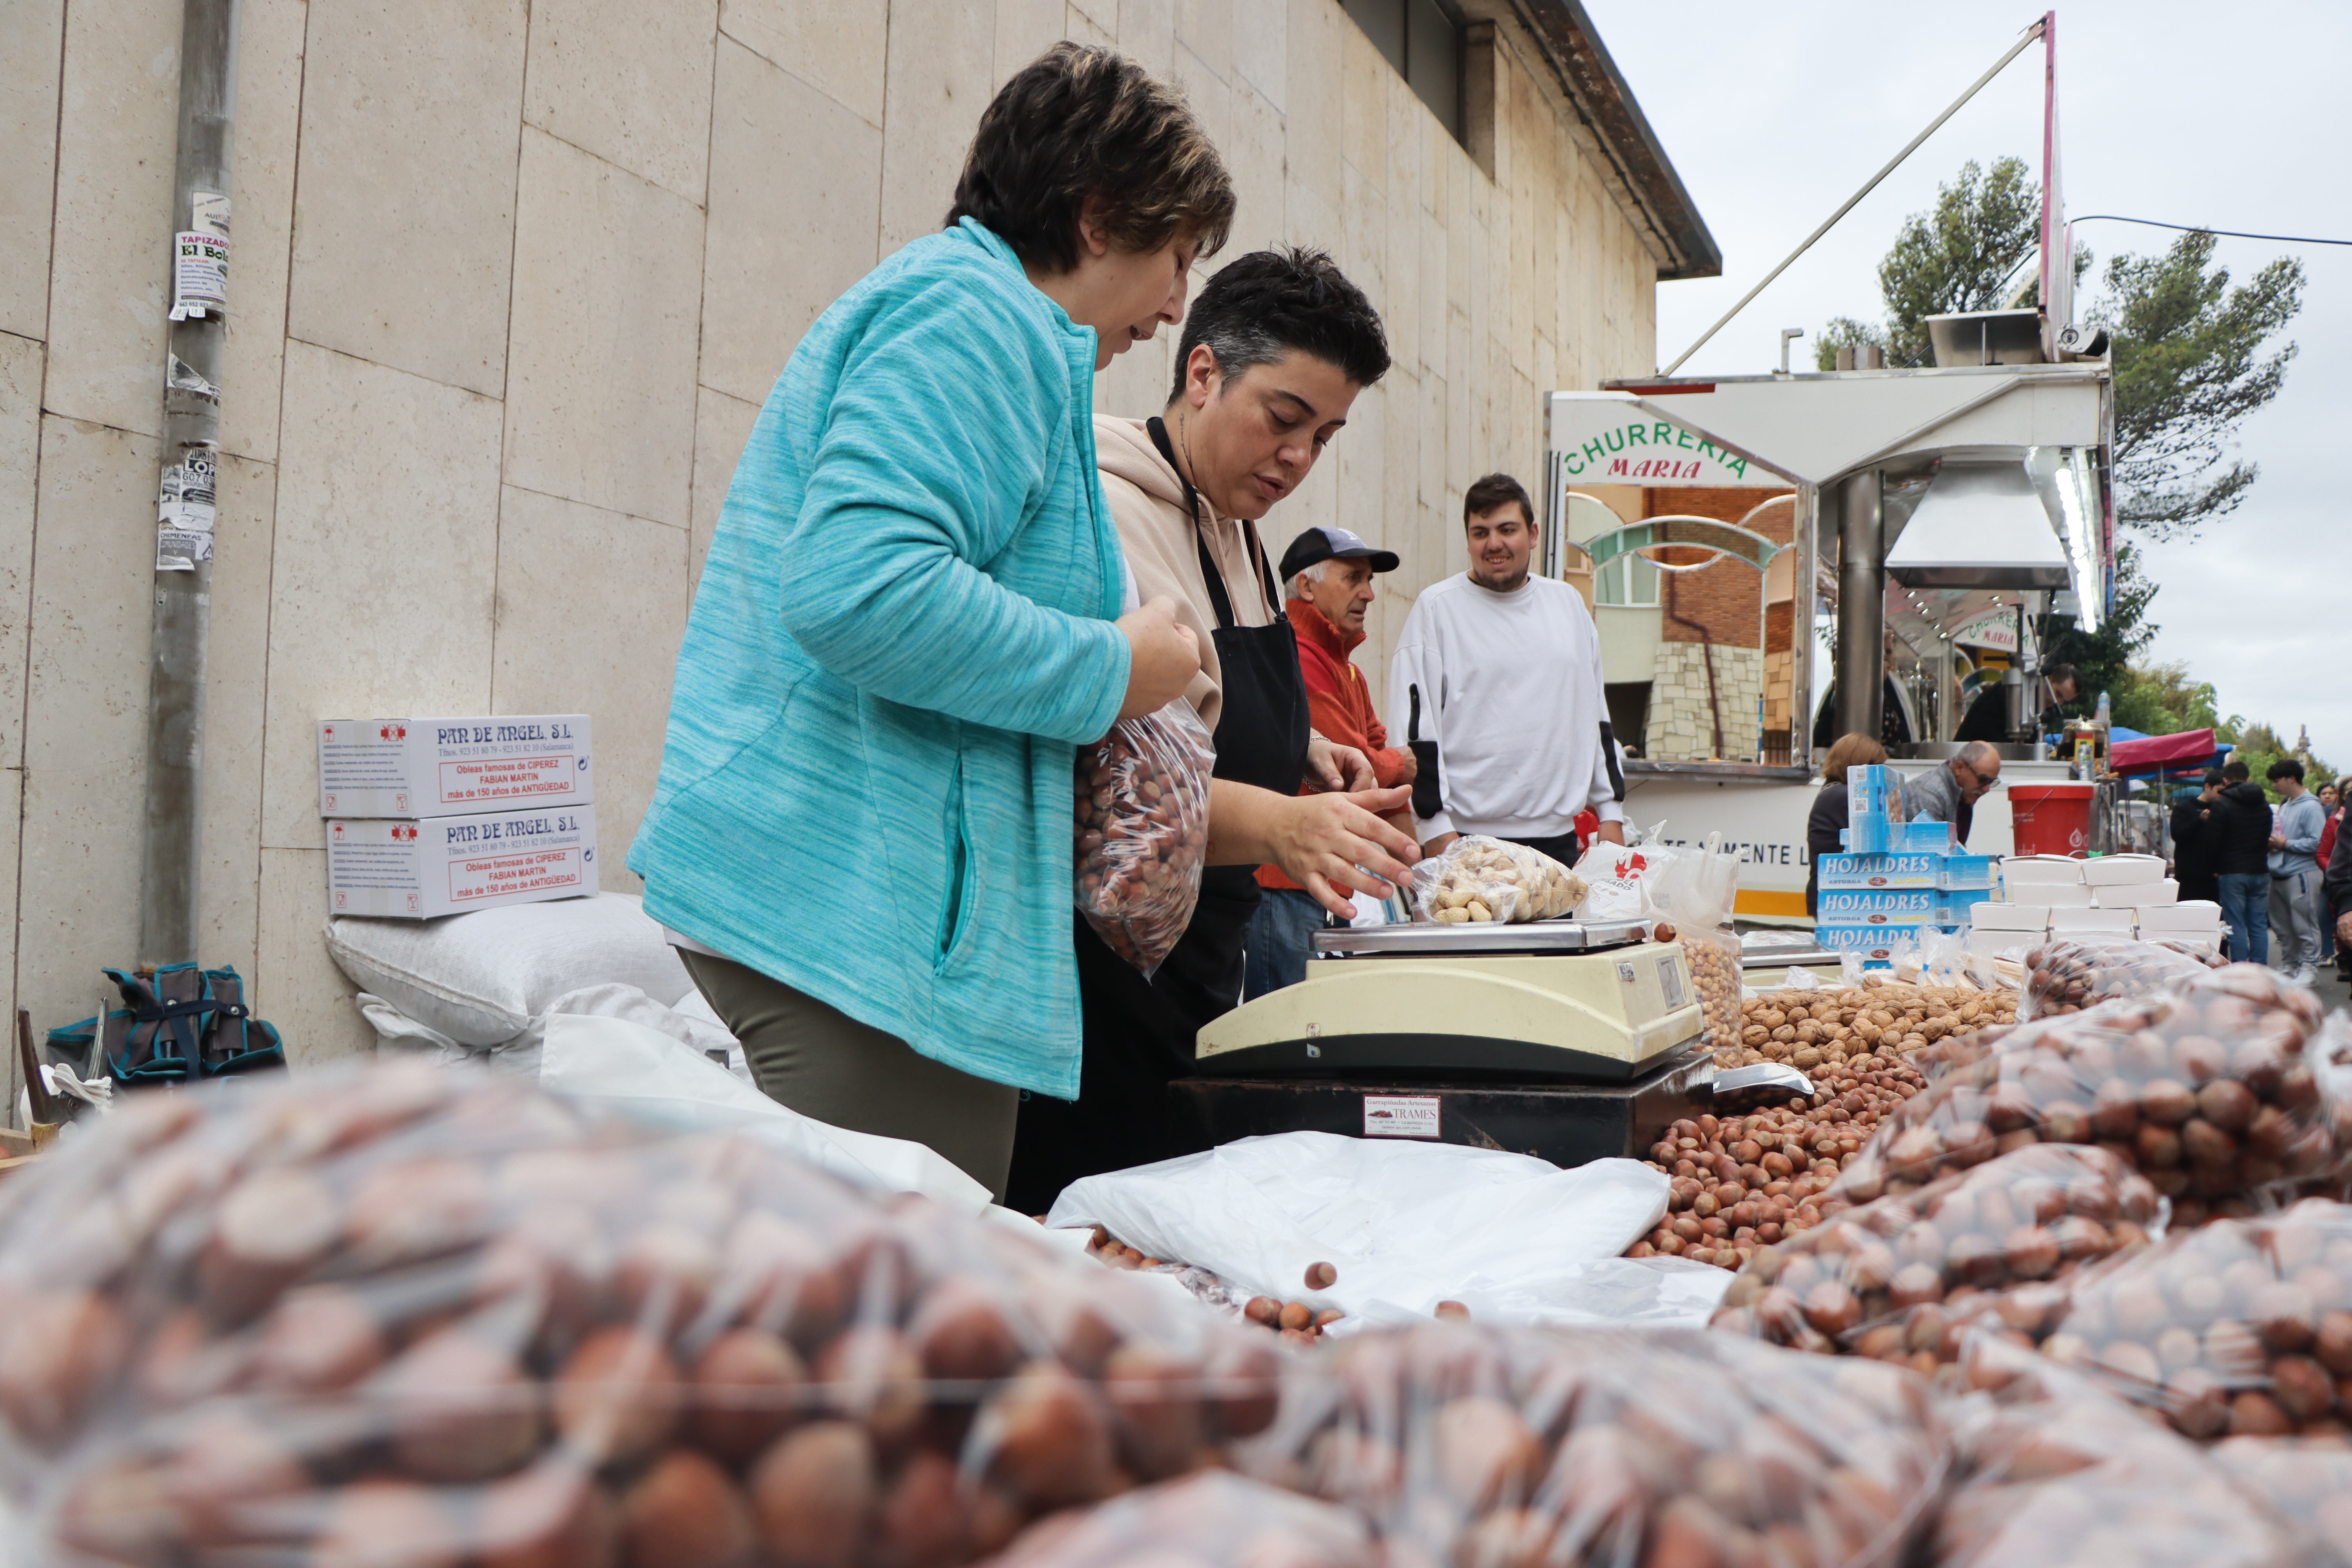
1390, 472, 1626, 865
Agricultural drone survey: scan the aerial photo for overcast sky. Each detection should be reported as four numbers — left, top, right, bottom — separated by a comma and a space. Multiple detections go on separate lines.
1581, 0, 2351, 765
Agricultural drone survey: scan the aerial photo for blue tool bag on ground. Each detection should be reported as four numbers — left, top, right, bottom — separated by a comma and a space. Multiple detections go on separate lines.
77, 963, 287, 1086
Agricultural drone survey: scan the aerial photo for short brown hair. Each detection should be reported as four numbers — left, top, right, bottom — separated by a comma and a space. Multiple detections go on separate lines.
947, 44, 1234, 274
1465, 473, 1535, 528
1822, 731, 1888, 784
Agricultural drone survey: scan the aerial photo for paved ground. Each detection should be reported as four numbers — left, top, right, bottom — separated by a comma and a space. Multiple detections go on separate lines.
2301, 956, 2351, 1017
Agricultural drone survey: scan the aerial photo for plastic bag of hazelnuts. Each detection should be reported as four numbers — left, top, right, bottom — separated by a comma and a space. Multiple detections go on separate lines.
2026, 1196, 2352, 1443
2210, 1437, 2352, 1568
1830, 964, 2346, 1210
984, 1470, 1375, 1568
1935, 1342, 2303, 1568
1074, 698, 1214, 978
0, 1062, 1284, 1568
1712, 1143, 2164, 1368
1226, 1321, 1951, 1568
2022, 936, 2228, 1020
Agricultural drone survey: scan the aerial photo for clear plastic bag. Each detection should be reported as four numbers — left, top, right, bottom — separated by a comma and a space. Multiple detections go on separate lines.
1935, 1343, 2303, 1568
984, 1470, 1376, 1568
1409, 835, 1586, 925
2210, 1438, 2352, 1567
2027, 1196, 2352, 1441
1653, 831, 1743, 1056
1713, 1143, 2163, 1367
1831, 964, 2342, 1209
0, 1062, 1283, 1568
1074, 698, 1214, 976
2023, 936, 2229, 1020
1230, 1322, 1951, 1568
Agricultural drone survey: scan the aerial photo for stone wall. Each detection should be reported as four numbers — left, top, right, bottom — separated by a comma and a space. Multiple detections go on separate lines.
1645, 641, 1765, 764
2, 0, 1670, 1077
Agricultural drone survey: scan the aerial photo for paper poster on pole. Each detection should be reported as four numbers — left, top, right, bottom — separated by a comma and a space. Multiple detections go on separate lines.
170, 191, 229, 321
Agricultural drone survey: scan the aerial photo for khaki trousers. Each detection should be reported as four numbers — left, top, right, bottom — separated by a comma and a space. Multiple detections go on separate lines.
680, 950, 1019, 1202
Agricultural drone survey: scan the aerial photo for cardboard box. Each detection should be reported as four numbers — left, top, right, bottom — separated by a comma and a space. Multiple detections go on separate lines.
2038, 882, 2096, 907
1968, 927, 2039, 958
327, 805, 597, 918
1818, 889, 1937, 923
318, 716, 592, 817
1847, 765, 1903, 855
2138, 900, 2223, 933
1900, 818, 1956, 853
1813, 924, 1926, 963
2002, 855, 2087, 886
2050, 906, 2134, 933
1938, 855, 1996, 891
1971, 902, 2051, 932
1817, 852, 1941, 891
2081, 853, 2167, 887
1939, 889, 1994, 925
2093, 879, 2178, 907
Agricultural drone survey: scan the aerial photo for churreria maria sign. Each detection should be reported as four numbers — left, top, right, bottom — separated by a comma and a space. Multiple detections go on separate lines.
1547, 392, 1792, 489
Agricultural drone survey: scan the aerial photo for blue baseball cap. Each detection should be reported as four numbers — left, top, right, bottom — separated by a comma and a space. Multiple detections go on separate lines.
1279, 525, 1401, 584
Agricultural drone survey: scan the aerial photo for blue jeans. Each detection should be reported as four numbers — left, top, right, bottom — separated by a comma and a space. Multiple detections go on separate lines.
2217, 871, 2270, 966
1244, 887, 1329, 1000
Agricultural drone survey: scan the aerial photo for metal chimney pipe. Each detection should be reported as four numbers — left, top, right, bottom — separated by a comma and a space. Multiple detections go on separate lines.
141, 0, 240, 967
1834, 470, 1885, 744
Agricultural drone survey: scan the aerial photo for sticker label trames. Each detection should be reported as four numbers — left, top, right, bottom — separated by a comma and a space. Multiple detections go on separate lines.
1363, 1094, 1441, 1139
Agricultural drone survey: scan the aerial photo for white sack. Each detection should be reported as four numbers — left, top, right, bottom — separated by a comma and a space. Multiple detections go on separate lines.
326, 892, 690, 1046
357, 981, 744, 1081
537, 1009, 989, 1215
1045, 1132, 1668, 1323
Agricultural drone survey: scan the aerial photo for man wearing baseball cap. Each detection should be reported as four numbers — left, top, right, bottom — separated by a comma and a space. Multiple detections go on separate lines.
1245, 525, 1419, 997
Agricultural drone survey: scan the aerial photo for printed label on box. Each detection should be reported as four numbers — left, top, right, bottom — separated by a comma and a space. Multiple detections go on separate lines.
1818, 889, 1936, 921
318, 716, 591, 818
327, 804, 596, 917
1818, 853, 1940, 891
1363, 1094, 1441, 1139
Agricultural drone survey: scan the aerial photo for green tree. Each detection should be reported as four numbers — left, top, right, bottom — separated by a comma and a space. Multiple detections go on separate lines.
2107, 659, 2220, 737
1813, 157, 2041, 370
2096, 232, 2306, 540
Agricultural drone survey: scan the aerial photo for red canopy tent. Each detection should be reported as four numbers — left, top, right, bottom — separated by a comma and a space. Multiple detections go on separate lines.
2109, 727, 2221, 775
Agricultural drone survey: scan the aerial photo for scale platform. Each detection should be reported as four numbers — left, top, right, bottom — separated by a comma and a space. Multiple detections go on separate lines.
1194, 918, 1704, 1082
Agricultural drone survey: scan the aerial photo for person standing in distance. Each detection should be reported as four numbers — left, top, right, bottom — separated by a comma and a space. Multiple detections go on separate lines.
1390, 474, 1627, 869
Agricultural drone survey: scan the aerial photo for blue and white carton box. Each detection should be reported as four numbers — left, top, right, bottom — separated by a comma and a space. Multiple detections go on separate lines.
327, 804, 597, 917
1817, 851, 1941, 891
1937, 854, 1997, 891
1818, 889, 1936, 925
1814, 924, 1922, 964
1846, 764, 1903, 855
1900, 818, 1955, 852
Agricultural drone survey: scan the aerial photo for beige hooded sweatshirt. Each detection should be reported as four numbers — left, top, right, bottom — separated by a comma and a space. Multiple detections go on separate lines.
1093, 414, 1281, 735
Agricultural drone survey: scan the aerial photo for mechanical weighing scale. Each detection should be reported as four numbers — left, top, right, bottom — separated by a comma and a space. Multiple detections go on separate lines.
1196, 917, 1705, 1081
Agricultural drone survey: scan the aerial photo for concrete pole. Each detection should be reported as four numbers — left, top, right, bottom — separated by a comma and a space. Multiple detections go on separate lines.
1834, 470, 1884, 744
140, 0, 239, 967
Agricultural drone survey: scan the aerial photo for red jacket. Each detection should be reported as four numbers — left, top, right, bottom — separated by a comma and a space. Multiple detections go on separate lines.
1258, 598, 1414, 893
2321, 808, 2341, 872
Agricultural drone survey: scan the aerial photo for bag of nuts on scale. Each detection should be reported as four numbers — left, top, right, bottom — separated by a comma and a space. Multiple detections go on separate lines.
1074, 698, 1214, 976
1830, 965, 2345, 1211
1650, 832, 1743, 1057
2016, 1197, 2352, 1442
1629, 1054, 1935, 1270
1711, 1143, 2162, 1368
981, 1470, 1376, 1568
2023, 936, 2227, 1020
0, 1062, 1283, 1568
1227, 1321, 1952, 1568
1935, 1344, 2303, 1568
1722, 983, 2019, 1073
1408, 835, 1586, 925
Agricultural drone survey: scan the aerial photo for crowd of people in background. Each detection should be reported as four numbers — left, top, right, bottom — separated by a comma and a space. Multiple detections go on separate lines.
2173, 756, 2344, 985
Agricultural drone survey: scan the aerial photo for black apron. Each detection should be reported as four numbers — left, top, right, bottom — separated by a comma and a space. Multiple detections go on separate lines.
1004, 417, 1311, 1213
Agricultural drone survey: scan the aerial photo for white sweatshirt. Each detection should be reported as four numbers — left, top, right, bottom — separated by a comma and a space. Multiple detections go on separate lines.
1388, 573, 1627, 841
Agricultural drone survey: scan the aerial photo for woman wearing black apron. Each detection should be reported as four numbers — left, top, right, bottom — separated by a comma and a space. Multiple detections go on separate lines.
1006, 249, 1416, 1213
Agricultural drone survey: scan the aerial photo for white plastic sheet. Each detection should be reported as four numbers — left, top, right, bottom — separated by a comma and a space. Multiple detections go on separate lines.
1045, 1132, 1671, 1324
536, 1009, 991, 1215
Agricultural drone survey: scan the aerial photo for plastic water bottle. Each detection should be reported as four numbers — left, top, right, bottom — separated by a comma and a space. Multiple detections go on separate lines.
2095, 690, 2111, 728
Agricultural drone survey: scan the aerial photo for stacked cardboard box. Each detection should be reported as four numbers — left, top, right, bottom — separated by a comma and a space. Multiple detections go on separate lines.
318, 716, 597, 918
1965, 852, 2221, 956
1813, 765, 1992, 965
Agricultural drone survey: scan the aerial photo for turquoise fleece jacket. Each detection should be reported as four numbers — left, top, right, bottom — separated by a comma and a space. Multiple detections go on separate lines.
630, 219, 1130, 1098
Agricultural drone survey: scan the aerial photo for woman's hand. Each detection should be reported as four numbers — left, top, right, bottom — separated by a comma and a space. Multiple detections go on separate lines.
1116, 595, 1200, 718
1303, 733, 1376, 793
1272, 789, 1420, 918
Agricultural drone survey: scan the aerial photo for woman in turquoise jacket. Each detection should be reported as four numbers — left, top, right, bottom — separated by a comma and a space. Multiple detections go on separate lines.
630, 45, 1230, 1198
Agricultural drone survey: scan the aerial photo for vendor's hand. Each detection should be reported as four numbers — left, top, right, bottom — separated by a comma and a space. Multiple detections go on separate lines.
1304, 734, 1376, 793
1595, 820, 1626, 848
1269, 787, 1419, 919
1116, 596, 1200, 719
1421, 831, 1460, 860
